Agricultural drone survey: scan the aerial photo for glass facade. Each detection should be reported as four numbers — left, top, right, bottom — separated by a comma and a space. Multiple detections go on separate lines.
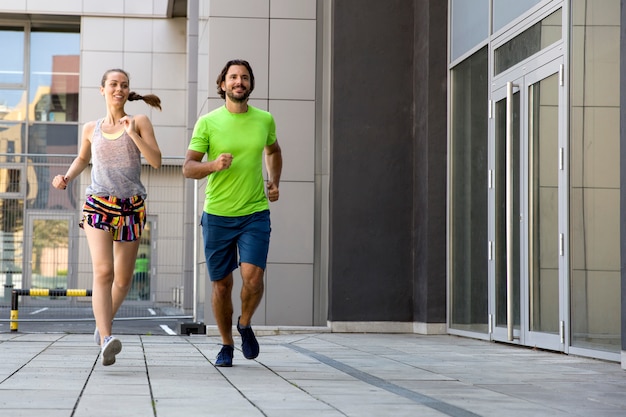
569, 0, 621, 352
0, 19, 80, 304
450, 0, 621, 358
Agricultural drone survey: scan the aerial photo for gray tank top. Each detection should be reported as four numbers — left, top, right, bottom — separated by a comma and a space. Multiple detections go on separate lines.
85, 118, 146, 199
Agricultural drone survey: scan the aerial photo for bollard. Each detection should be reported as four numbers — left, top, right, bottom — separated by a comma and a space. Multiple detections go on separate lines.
10, 289, 18, 332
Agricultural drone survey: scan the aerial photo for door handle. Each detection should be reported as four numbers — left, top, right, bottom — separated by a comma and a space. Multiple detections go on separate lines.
506, 81, 517, 342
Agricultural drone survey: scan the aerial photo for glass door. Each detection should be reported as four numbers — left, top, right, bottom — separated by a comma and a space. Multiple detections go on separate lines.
23, 212, 77, 304
127, 217, 154, 302
493, 75, 522, 344
490, 58, 566, 352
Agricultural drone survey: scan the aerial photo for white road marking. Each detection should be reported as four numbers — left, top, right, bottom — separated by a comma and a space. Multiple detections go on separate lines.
148, 308, 156, 315
30, 308, 49, 315
160, 324, 177, 335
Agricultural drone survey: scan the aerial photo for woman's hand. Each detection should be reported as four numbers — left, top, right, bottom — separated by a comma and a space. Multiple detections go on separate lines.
119, 115, 136, 135
52, 175, 68, 190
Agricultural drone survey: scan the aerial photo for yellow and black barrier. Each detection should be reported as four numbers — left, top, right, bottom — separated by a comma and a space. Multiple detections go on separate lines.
10, 288, 92, 332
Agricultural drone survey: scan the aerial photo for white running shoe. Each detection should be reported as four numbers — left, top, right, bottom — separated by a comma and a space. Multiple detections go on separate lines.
94, 321, 113, 346
101, 336, 122, 366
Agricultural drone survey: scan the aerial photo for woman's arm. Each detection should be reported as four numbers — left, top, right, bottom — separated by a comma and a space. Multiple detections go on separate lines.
52, 122, 94, 189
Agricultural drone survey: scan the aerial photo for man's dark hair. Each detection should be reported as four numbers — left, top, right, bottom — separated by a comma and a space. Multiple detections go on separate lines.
216, 59, 255, 100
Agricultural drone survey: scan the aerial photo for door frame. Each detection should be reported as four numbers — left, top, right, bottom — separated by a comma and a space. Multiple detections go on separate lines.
489, 53, 568, 352
23, 210, 78, 305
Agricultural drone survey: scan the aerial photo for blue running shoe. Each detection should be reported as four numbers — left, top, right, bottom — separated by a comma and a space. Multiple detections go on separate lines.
215, 345, 234, 367
237, 317, 259, 359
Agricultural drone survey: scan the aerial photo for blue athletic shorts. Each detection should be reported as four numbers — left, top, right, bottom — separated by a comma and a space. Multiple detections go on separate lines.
200, 210, 271, 281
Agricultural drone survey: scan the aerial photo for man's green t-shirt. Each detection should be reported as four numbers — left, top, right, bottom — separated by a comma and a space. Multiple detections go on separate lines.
135, 256, 149, 273
188, 105, 277, 217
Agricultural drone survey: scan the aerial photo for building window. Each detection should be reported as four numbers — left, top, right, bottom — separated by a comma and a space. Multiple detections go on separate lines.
0, 26, 25, 85
494, 8, 562, 75
0, 17, 80, 296
492, 0, 542, 33
450, 0, 489, 62
569, 0, 621, 353
449, 47, 489, 333
0, 18, 80, 157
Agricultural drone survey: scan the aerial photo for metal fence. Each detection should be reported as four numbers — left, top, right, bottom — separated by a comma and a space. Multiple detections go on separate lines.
0, 153, 193, 326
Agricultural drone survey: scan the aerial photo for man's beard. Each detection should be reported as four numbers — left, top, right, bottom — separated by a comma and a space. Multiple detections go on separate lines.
227, 89, 250, 103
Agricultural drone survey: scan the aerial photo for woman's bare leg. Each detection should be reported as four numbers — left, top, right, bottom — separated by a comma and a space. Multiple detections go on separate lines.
111, 238, 140, 315
84, 226, 140, 344
83, 225, 115, 344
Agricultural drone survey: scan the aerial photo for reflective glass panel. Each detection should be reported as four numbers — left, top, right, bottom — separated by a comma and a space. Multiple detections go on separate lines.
493, 0, 542, 33
28, 123, 78, 155
0, 122, 26, 155
494, 9, 562, 75
29, 31, 80, 122
0, 90, 27, 121
449, 47, 489, 333
26, 124, 78, 210
0, 27, 24, 84
529, 73, 559, 334
0, 167, 23, 195
570, 0, 620, 353
31, 218, 69, 291
450, 0, 489, 61
129, 222, 152, 301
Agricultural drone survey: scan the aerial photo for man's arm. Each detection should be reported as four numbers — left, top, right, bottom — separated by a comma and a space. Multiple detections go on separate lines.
183, 150, 233, 179
265, 141, 282, 202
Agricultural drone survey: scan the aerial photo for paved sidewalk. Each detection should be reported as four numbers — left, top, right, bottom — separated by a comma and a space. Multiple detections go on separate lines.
0, 330, 624, 416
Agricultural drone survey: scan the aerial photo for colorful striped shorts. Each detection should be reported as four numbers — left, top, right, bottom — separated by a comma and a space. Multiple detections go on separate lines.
80, 195, 146, 242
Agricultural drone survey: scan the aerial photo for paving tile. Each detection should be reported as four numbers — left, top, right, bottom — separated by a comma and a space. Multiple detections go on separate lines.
1, 409, 71, 417
74, 394, 154, 416
0, 332, 623, 416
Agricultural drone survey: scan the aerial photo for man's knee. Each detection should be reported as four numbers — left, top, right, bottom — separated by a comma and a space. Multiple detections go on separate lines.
241, 264, 265, 291
212, 275, 233, 297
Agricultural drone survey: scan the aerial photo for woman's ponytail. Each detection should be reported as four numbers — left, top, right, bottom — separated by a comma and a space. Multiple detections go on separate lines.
128, 92, 162, 110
